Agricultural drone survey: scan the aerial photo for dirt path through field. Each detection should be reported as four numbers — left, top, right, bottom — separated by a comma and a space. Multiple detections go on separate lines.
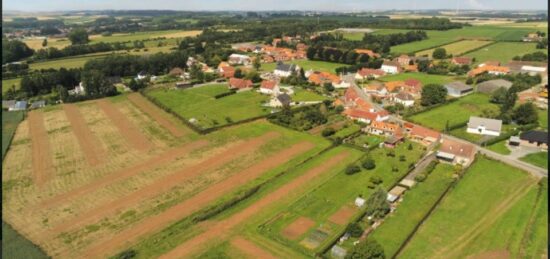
28, 111, 53, 187
432, 179, 537, 258
231, 237, 277, 259
96, 99, 153, 151
39, 140, 209, 209
158, 151, 349, 259
82, 141, 313, 258
48, 132, 279, 237
127, 93, 186, 137
63, 104, 105, 166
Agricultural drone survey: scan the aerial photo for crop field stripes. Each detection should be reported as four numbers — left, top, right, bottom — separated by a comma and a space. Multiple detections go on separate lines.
28, 111, 54, 187
63, 104, 105, 166
38, 139, 209, 209
127, 93, 186, 137
96, 99, 153, 151
82, 140, 313, 257
157, 151, 349, 258
231, 237, 277, 259
44, 132, 279, 238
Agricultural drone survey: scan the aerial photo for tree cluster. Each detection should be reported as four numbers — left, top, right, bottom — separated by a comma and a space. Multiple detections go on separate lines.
2, 39, 34, 64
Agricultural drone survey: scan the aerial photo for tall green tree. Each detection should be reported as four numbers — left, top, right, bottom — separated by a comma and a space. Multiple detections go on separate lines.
68, 28, 89, 45
345, 239, 386, 259
420, 84, 447, 106
2, 39, 34, 64
81, 70, 116, 97
366, 187, 390, 219
432, 48, 447, 59
512, 103, 538, 125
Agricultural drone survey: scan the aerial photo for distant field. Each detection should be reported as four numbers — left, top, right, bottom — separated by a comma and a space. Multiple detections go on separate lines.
465, 42, 548, 64
408, 93, 500, 130
415, 40, 493, 58
2, 77, 22, 93
261, 60, 347, 73
145, 84, 270, 129
520, 152, 548, 169
379, 72, 456, 85
2, 111, 24, 160
400, 156, 542, 258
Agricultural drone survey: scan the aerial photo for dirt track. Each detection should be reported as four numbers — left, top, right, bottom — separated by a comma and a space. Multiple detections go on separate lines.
48, 132, 279, 237
158, 151, 349, 259
96, 99, 153, 151
39, 140, 209, 209
127, 93, 186, 137
82, 140, 312, 258
63, 104, 105, 166
231, 237, 277, 259
28, 111, 53, 187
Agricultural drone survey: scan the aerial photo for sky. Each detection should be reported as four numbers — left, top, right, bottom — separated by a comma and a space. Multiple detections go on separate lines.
2, 0, 547, 12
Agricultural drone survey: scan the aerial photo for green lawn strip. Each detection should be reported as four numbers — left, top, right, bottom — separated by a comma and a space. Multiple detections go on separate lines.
349, 134, 384, 149
378, 72, 456, 85
2, 111, 25, 161
291, 88, 328, 102
485, 140, 512, 155
2, 221, 49, 259
2, 77, 22, 93
260, 60, 348, 73
408, 93, 499, 131
519, 152, 548, 169
367, 163, 456, 258
331, 124, 361, 139
399, 156, 536, 258
520, 182, 548, 258
195, 241, 249, 259
538, 109, 548, 129
464, 42, 547, 65
416, 40, 493, 58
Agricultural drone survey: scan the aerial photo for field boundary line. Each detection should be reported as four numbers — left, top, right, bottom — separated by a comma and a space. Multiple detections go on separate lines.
63, 104, 105, 166
2, 111, 25, 162
127, 93, 186, 137
459, 41, 498, 56
517, 181, 544, 258
406, 39, 463, 55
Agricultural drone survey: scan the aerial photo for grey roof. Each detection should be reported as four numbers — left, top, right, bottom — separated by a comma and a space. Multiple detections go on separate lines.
341, 73, 356, 83
2, 100, 16, 108
476, 79, 513, 94
14, 101, 27, 110
467, 116, 502, 132
520, 130, 548, 144
275, 62, 296, 72
30, 100, 46, 109
445, 81, 473, 91
277, 93, 292, 105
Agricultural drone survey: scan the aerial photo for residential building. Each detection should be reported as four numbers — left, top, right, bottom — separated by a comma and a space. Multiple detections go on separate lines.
384, 134, 404, 148
355, 68, 385, 80
343, 108, 389, 124
69, 82, 85, 96
387, 186, 407, 203
366, 121, 400, 136
466, 116, 503, 136
308, 71, 341, 86
363, 82, 388, 97
468, 65, 510, 77
2, 100, 16, 110
273, 61, 299, 77
218, 65, 236, 78
333, 74, 355, 88
9, 101, 27, 111
445, 81, 473, 97
137, 71, 147, 80
259, 80, 279, 95
228, 78, 253, 90
396, 55, 413, 67
403, 79, 422, 97
381, 60, 402, 74
436, 138, 476, 166
404, 122, 441, 146
30, 100, 46, 109
476, 79, 513, 94
506, 61, 548, 75
519, 130, 548, 150
384, 81, 406, 93
451, 56, 473, 66
394, 92, 415, 107
269, 93, 292, 107
228, 54, 252, 66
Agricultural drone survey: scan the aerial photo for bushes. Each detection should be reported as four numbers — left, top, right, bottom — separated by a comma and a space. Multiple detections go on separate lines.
362, 157, 376, 170
116, 249, 137, 259
345, 164, 361, 175
213, 89, 237, 99
322, 127, 336, 137
415, 173, 427, 182
346, 222, 364, 238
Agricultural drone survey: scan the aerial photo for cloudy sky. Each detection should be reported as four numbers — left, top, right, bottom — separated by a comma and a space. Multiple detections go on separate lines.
3, 0, 547, 12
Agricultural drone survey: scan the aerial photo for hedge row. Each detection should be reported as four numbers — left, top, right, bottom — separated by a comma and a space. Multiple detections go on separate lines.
404, 98, 458, 118
213, 89, 237, 99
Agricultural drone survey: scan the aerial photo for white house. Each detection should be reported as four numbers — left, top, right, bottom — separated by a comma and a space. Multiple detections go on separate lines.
69, 82, 85, 96
259, 80, 279, 95
273, 62, 299, 78
228, 54, 251, 66
393, 92, 415, 107
380, 61, 401, 74
466, 116, 502, 136
332, 74, 355, 89
269, 93, 292, 107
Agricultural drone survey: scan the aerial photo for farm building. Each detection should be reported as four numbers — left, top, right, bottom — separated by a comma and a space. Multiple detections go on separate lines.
30, 100, 46, 109
396, 55, 413, 67
228, 54, 252, 65
10, 101, 27, 111
333, 74, 355, 89
381, 60, 402, 74
2, 100, 16, 110
519, 130, 548, 150
399, 179, 416, 189
384, 134, 404, 148
387, 186, 407, 203
69, 82, 85, 96
269, 93, 292, 107
355, 49, 380, 58
355, 68, 385, 80
466, 116, 503, 136
404, 122, 441, 146
476, 79, 513, 94
468, 65, 510, 77
444, 81, 473, 97
228, 78, 253, 90
436, 138, 476, 166
506, 61, 548, 75
451, 56, 473, 66
219, 65, 236, 78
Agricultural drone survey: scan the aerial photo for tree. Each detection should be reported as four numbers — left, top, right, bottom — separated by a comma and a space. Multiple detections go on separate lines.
42, 38, 48, 47
56, 85, 68, 102
407, 143, 413, 150
253, 56, 261, 70
234, 68, 244, 78
2, 39, 34, 64
324, 82, 335, 92
345, 239, 385, 259
81, 70, 117, 97
322, 127, 336, 137
345, 164, 361, 175
362, 157, 376, 170
490, 87, 508, 104
68, 28, 89, 45
500, 89, 518, 113
512, 103, 538, 125
420, 84, 447, 106
365, 187, 390, 219
346, 222, 364, 238
432, 48, 447, 59
417, 60, 430, 72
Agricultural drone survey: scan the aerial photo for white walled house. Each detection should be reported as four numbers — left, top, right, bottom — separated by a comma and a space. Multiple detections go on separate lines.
380, 61, 401, 74
393, 92, 415, 107
466, 116, 502, 136
228, 54, 252, 66
259, 80, 279, 95
273, 62, 299, 78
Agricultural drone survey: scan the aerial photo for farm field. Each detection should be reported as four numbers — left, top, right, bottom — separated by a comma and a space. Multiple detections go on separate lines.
464, 42, 547, 64
145, 84, 270, 129
2, 111, 25, 160
408, 93, 500, 131
261, 60, 348, 73
379, 72, 456, 85
367, 163, 456, 258
2, 93, 331, 258
415, 40, 493, 58
520, 152, 548, 169
399, 156, 543, 258
2, 77, 22, 93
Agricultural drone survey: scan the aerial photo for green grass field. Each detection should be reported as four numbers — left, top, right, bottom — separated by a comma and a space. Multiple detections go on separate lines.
519, 152, 548, 169
538, 109, 548, 129
399, 156, 541, 258
2, 111, 24, 161
145, 84, 270, 129
486, 140, 512, 155
260, 60, 348, 73
378, 72, 456, 85
408, 93, 499, 131
367, 163, 456, 258
291, 88, 328, 102
2, 77, 22, 93
2, 221, 49, 259
416, 40, 493, 58
465, 42, 548, 64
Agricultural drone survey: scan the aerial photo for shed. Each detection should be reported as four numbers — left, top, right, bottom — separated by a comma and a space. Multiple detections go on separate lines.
399, 179, 416, 189
30, 100, 46, 109
476, 79, 513, 94
354, 197, 366, 207
10, 101, 27, 111
2, 100, 16, 110
331, 245, 347, 259
444, 81, 473, 97
509, 136, 520, 146
387, 186, 407, 203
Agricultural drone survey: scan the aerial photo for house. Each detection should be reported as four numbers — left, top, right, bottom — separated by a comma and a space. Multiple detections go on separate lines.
333, 74, 355, 89
384, 133, 404, 148
476, 79, 513, 94
273, 62, 299, 77
228, 78, 253, 90
218, 65, 236, 78
355, 68, 385, 80
228, 54, 251, 66
467, 116, 503, 136
384, 81, 406, 93
137, 71, 147, 80
399, 179, 416, 189
444, 81, 473, 97
69, 82, 85, 96
404, 122, 441, 145
354, 49, 380, 58
387, 186, 407, 203
436, 138, 476, 166
394, 92, 415, 107
451, 57, 473, 66
364, 82, 388, 97
30, 100, 46, 109
343, 108, 389, 124
519, 130, 548, 150
2, 100, 16, 110
366, 121, 400, 136
381, 61, 401, 74
269, 93, 292, 107
468, 65, 510, 77
259, 80, 279, 95
403, 79, 422, 97
396, 55, 413, 67
308, 71, 341, 86
506, 61, 548, 75
9, 101, 27, 111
